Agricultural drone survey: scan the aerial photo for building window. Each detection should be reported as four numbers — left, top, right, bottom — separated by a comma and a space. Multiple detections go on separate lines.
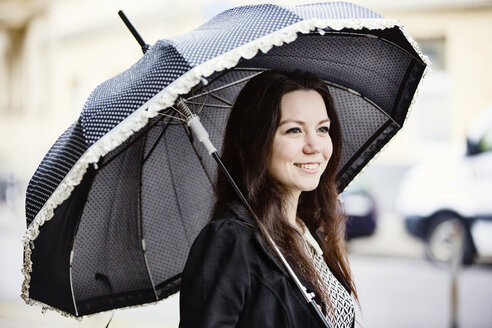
412, 38, 450, 142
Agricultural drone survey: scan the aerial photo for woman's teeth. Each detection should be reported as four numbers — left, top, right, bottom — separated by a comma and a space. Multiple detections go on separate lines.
294, 163, 319, 169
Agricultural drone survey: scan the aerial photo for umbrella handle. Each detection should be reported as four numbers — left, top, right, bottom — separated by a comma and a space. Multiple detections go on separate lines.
187, 116, 217, 154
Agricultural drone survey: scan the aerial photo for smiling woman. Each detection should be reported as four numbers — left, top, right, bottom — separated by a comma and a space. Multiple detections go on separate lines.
179, 70, 357, 328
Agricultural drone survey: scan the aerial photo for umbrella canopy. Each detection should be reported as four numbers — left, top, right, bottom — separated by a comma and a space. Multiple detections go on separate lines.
22, 2, 428, 317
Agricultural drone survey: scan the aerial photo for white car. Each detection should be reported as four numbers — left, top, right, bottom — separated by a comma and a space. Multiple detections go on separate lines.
396, 105, 492, 264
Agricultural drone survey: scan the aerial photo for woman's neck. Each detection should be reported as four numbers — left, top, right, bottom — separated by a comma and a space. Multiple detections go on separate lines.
283, 191, 303, 233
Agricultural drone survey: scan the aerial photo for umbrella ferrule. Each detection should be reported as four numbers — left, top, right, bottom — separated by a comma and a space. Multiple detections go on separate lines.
187, 116, 217, 154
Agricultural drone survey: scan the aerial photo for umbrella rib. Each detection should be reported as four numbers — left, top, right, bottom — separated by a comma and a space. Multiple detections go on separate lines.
185, 102, 231, 109
308, 30, 424, 63
69, 262, 79, 316
195, 87, 211, 115
139, 132, 159, 301
209, 93, 233, 106
186, 72, 263, 100
157, 112, 186, 122
323, 80, 401, 128
100, 116, 166, 170
170, 105, 188, 118
185, 93, 232, 113
142, 121, 171, 165
363, 96, 401, 128
230, 67, 266, 72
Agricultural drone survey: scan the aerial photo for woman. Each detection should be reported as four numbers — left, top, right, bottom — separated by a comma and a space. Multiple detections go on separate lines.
179, 70, 358, 328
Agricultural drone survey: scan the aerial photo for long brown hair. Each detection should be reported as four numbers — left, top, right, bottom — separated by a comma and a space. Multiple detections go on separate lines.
212, 69, 358, 312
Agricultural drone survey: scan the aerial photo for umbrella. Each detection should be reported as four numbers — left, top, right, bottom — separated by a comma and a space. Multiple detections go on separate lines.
22, 2, 428, 318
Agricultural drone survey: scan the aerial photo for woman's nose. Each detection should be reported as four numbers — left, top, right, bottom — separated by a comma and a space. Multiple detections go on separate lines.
303, 133, 322, 154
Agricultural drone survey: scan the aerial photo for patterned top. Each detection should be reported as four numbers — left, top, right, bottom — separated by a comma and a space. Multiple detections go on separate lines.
300, 222, 355, 328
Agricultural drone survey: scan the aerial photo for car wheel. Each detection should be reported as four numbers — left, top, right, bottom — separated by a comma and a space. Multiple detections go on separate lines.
425, 213, 476, 265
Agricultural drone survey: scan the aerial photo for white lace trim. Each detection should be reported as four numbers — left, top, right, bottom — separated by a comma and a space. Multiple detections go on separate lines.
21, 17, 429, 317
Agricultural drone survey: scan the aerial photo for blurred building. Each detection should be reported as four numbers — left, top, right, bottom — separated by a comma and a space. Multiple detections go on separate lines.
381, 1, 492, 165
0, 0, 491, 183
0, 0, 209, 181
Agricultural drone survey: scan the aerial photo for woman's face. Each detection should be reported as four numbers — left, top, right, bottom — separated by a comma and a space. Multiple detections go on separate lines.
267, 89, 333, 198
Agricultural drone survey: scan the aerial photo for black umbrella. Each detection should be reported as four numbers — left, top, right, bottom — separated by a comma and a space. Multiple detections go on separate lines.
22, 2, 427, 318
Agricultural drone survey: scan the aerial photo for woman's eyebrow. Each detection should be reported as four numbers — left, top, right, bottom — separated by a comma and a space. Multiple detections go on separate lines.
279, 119, 304, 126
279, 118, 331, 126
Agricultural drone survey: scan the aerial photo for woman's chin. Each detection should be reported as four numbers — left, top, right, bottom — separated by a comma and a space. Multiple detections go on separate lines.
299, 182, 321, 193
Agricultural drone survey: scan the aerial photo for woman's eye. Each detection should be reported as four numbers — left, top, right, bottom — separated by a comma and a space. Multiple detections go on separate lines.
286, 127, 301, 134
318, 126, 330, 133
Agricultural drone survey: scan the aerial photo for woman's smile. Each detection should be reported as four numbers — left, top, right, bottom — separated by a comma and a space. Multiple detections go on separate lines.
294, 162, 321, 173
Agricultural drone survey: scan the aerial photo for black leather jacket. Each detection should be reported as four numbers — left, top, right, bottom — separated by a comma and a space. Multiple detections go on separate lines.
179, 202, 354, 328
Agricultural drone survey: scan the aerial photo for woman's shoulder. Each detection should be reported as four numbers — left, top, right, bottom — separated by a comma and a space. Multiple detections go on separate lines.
208, 202, 257, 231
194, 206, 257, 246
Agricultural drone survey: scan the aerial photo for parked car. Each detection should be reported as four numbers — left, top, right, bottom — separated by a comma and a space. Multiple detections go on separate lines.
342, 187, 377, 239
0, 167, 16, 205
396, 105, 492, 264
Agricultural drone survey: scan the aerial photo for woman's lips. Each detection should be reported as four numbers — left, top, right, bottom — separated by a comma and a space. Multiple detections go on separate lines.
294, 162, 321, 174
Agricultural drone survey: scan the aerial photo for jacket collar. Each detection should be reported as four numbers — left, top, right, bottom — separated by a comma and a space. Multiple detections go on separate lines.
226, 201, 327, 302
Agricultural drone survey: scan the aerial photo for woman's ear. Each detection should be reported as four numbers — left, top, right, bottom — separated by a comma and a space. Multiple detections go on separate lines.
315, 227, 326, 244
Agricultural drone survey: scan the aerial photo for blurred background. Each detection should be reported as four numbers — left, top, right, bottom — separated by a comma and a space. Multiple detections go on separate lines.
1, 0, 491, 327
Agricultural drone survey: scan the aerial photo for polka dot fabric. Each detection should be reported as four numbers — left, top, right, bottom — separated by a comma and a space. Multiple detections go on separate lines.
81, 40, 191, 146
25, 119, 87, 227
171, 4, 300, 67
285, 1, 382, 20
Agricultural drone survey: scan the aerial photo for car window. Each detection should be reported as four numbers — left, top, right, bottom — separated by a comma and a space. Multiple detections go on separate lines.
478, 129, 492, 153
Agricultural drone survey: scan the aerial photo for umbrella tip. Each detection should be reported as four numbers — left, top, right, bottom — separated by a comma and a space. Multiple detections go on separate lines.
117, 10, 151, 54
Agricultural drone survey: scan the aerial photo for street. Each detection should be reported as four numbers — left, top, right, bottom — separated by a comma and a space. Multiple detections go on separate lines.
1, 205, 492, 327
351, 255, 492, 328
